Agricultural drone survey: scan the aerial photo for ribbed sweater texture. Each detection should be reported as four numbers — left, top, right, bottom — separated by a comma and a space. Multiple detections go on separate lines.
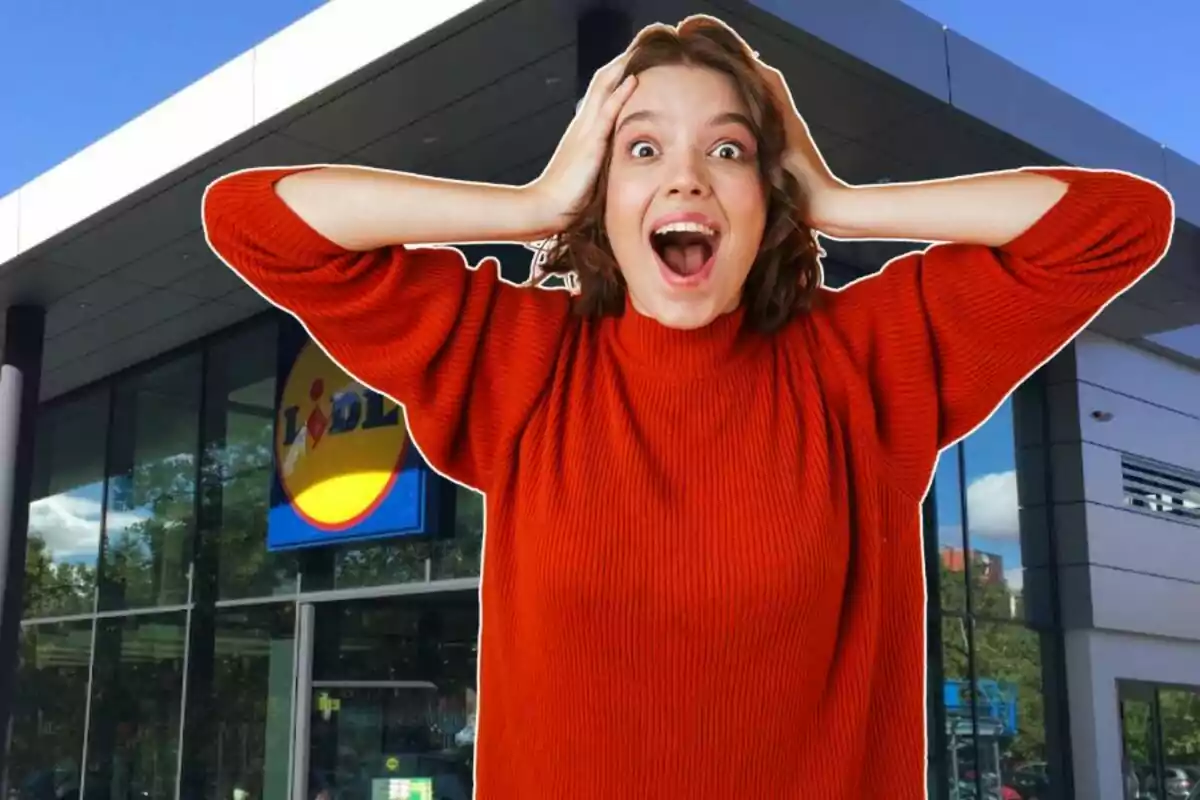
202, 166, 1173, 799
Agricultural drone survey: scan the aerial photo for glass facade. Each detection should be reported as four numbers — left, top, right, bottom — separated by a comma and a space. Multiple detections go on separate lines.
930, 396, 1066, 800
6, 281, 1068, 800
1120, 681, 1200, 800
6, 314, 485, 800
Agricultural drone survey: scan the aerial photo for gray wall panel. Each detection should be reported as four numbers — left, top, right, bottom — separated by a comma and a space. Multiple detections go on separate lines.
1066, 630, 1200, 800
1090, 565, 1200, 640
1084, 501, 1200, 585
743, 0, 950, 101
1165, 147, 1200, 223
1080, 441, 1132, 509
1074, 332, 1199, 418
945, 31, 1168, 182
1057, 564, 1096, 629
1076, 383, 1200, 474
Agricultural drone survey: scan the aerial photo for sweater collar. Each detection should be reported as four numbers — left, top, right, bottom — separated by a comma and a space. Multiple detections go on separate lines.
607, 296, 756, 377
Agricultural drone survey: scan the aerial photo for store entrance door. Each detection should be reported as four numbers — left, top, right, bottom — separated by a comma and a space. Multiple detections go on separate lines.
292, 590, 479, 800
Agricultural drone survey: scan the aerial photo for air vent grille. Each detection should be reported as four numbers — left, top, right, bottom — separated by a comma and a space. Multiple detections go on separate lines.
1122, 454, 1200, 525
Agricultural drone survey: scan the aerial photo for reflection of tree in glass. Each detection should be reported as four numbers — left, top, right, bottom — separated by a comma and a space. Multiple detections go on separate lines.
435, 486, 484, 579
1158, 689, 1200, 768
84, 615, 186, 800
1123, 697, 1154, 766
201, 425, 297, 600
6, 622, 92, 796
24, 536, 97, 617
101, 452, 196, 609
938, 561, 1047, 770
335, 540, 427, 587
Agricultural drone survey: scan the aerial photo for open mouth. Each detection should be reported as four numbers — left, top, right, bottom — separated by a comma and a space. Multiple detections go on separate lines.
650, 221, 719, 280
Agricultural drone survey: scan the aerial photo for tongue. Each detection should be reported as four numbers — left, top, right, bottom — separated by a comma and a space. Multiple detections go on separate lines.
663, 244, 708, 276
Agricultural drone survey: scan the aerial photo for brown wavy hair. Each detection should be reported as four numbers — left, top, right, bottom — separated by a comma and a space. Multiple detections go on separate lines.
533, 15, 824, 332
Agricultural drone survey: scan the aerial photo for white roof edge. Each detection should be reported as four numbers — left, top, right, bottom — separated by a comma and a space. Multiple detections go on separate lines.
0, 0, 486, 271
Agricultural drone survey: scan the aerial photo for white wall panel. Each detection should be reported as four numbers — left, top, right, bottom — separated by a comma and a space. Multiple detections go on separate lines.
0, 192, 17, 265
253, 0, 492, 126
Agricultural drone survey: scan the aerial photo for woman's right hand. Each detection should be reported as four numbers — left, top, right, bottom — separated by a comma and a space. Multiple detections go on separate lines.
527, 53, 638, 234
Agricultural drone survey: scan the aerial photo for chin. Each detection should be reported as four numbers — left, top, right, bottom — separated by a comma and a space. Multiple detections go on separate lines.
634, 293, 730, 330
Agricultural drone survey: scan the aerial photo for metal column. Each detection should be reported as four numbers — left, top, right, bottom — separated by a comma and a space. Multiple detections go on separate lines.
0, 305, 46, 775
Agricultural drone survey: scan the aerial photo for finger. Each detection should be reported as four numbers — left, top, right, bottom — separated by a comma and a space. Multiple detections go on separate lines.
595, 74, 637, 131
584, 52, 631, 104
578, 66, 633, 127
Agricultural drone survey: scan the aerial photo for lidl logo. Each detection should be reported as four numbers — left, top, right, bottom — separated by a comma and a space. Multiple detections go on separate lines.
267, 335, 432, 551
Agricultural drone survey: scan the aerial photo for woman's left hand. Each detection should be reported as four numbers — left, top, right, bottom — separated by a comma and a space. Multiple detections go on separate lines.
754, 58, 848, 232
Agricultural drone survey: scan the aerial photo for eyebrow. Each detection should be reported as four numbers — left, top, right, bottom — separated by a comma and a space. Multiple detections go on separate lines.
614, 110, 755, 135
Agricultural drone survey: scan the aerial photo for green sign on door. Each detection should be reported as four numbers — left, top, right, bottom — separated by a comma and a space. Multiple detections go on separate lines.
370, 777, 434, 800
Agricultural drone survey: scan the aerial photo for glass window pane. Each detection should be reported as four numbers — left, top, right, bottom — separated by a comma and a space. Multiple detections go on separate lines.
326, 538, 430, 590
180, 603, 296, 800
309, 592, 478, 799
1158, 686, 1200, 797
25, 390, 109, 618
202, 321, 297, 600
971, 621, 1049, 800
84, 611, 187, 800
433, 485, 483, 579
962, 400, 1024, 621
934, 445, 968, 613
1120, 681, 1160, 800
101, 355, 201, 610
940, 614, 975, 800
5, 620, 92, 797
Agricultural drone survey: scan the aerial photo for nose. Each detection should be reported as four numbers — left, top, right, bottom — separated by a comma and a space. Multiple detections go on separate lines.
663, 150, 711, 198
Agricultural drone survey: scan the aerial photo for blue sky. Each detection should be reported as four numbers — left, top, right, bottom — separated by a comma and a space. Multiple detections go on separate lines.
1, 0, 1196, 198
899, 0, 1197, 165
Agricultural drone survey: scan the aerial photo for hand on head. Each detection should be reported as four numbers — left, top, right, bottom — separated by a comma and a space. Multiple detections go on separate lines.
529, 52, 639, 232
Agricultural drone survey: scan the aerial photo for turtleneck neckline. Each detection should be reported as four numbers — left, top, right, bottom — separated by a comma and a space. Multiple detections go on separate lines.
607, 296, 757, 377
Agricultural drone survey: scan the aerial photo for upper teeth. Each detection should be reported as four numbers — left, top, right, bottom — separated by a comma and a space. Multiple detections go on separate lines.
654, 221, 716, 237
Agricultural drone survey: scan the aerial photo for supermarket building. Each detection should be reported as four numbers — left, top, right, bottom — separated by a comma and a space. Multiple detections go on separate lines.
0, 1, 1198, 800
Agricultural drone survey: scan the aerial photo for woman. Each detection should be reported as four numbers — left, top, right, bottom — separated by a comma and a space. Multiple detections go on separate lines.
202, 15, 1173, 799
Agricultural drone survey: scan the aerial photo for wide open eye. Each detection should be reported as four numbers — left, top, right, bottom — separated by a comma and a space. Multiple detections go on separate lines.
629, 140, 659, 159
711, 142, 745, 160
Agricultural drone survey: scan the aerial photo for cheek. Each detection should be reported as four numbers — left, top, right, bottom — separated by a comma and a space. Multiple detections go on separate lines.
721, 175, 768, 251
604, 175, 652, 254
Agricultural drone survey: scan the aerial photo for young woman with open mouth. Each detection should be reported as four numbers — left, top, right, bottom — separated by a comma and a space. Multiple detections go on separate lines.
202, 15, 1174, 800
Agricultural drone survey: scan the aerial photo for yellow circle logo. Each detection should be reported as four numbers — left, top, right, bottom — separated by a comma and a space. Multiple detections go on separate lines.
276, 342, 408, 530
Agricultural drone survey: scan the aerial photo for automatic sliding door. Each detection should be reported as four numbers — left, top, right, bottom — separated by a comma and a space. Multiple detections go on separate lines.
294, 591, 478, 800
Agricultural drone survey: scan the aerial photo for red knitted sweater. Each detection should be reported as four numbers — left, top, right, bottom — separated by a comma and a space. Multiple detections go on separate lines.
202, 166, 1173, 799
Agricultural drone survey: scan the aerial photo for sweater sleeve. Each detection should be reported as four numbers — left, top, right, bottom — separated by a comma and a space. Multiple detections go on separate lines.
814, 167, 1175, 498
201, 166, 572, 492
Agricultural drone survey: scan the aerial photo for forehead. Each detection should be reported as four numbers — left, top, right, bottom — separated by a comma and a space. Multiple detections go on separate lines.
619, 63, 748, 121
